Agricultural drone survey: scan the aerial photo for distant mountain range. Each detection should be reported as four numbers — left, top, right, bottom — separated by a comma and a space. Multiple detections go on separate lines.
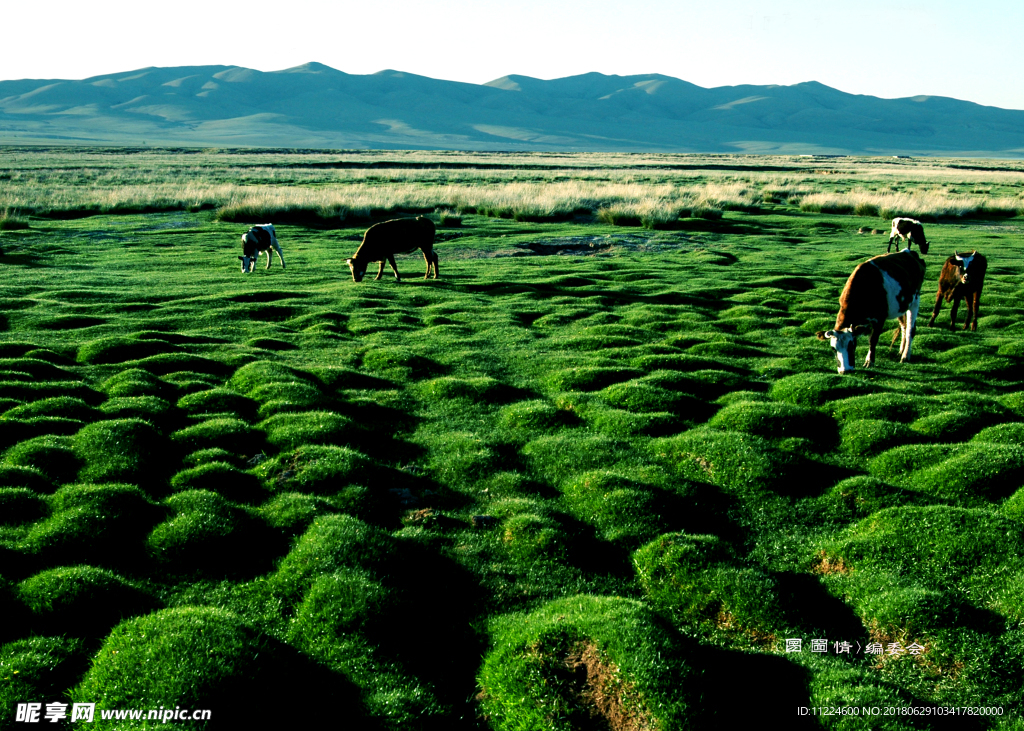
2, 62, 1024, 156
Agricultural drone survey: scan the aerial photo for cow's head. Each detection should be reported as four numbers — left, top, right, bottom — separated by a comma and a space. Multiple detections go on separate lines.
239, 232, 257, 273
953, 250, 977, 284
817, 325, 870, 374
346, 258, 367, 282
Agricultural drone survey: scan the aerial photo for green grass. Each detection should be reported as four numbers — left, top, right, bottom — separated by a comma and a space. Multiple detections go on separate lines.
2, 148, 1024, 727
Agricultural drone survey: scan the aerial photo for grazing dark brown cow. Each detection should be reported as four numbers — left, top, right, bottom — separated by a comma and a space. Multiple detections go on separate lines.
346, 216, 438, 282
887, 217, 929, 254
927, 250, 987, 331
238, 224, 284, 273
817, 249, 926, 373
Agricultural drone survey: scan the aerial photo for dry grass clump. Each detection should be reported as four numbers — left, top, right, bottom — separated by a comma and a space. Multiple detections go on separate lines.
800, 190, 1021, 219
0, 208, 29, 230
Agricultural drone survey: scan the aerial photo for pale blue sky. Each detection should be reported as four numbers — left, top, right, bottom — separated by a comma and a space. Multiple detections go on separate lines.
4, 0, 1023, 109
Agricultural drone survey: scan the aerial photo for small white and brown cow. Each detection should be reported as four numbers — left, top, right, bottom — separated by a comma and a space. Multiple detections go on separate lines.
239, 224, 285, 273
887, 217, 929, 254
817, 249, 926, 374
346, 216, 438, 282
928, 250, 987, 331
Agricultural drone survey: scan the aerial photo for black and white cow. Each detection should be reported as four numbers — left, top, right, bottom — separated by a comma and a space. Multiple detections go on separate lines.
239, 224, 285, 273
887, 217, 929, 254
817, 249, 926, 374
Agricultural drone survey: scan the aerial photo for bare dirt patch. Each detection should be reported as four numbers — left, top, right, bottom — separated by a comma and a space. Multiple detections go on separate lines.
561, 640, 657, 731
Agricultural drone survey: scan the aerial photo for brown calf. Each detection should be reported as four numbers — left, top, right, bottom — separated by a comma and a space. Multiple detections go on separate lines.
887, 217, 929, 254
928, 250, 987, 331
346, 217, 438, 282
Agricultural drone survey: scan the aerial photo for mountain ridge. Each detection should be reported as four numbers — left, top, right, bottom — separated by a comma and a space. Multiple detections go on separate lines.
2, 62, 1023, 156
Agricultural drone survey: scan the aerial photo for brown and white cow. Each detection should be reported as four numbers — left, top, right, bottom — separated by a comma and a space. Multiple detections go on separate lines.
928, 250, 987, 331
887, 217, 929, 254
817, 249, 926, 374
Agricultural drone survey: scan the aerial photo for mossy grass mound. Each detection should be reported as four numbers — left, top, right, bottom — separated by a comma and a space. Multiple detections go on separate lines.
254, 445, 376, 495
0, 637, 87, 717
183, 447, 242, 467
245, 336, 296, 351
3, 435, 82, 484
630, 353, 721, 373
817, 476, 932, 522
634, 532, 784, 635
825, 392, 921, 423
870, 442, 1024, 502
77, 335, 180, 364
146, 490, 280, 576
708, 400, 836, 445
22, 483, 164, 568
416, 376, 515, 404
99, 368, 172, 398
170, 462, 266, 504
2, 397, 100, 423
288, 567, 395, 644
72, 606, 357, 726
0, 358, 79, 381
177, 388, 256, 419
308, 366, 393, 391
73, 419, 167, 486
256, 492, 340, 535
771, 372, 882, 407
98, 395, 175, 424
270, 515, 397, 604
909, 409, 1004, 442
0, 381, 102, 405
362, 346, 442, 380
0, 487, 48, 526
816, 505, 1024, 592
0, 464, 53, 492
973, 422, 1024, 445
18, 565, 159, 636
259, 411, 357, 451
248, 381, 325, 416
496, 399, 577, 440
582, 405, 687, 438
595, 380, 712, 418
561, 471, 669, 546
229, 360, 316, 394
170, 417, 260, 455
651, 429, 822, 497
544, 366, 643, 392
121, 352, 232, 377
478, 595, 695, 731
840, 419, 920, 458
522, 433, 637, 486
500, 512, 566, 561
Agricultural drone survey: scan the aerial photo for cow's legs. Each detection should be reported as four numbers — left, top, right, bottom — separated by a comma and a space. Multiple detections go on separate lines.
927, 288, 944, 326
949, 296, 961, 331
374, 261, 386, 280
969, 291, 980, 331
422, 251, 431, 279
265, 249, 272, 270
387, 255, 401, 281
963, 293, 976, 331
274, 242, 285, 269
901, 294, 920, 362
864, 327, 882, 368
432, 252, 439, 279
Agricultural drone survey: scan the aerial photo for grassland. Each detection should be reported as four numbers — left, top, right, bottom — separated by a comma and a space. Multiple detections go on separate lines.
1, 148, 1024, 729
